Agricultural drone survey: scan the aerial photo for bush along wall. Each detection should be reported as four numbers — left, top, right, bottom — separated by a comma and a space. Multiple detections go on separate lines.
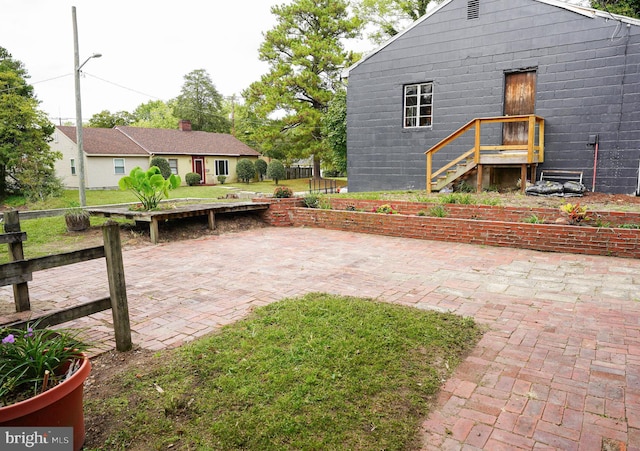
255, 197, 640, 259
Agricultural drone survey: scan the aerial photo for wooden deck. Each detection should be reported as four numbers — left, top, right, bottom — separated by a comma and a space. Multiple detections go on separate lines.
88, 202, 269, 244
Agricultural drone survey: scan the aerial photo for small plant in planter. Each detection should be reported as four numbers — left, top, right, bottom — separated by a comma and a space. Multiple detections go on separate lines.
373, 204, 397, 214
119, 166, 181, 210
0, 323, 88, 406
559, 202, 590, 225
303, 192, 321, 208
274, 186, 293, 198
522, 214, 545, 224
217, 175, 227, 184
1, 322, 91, 450
64, 203, 90, 232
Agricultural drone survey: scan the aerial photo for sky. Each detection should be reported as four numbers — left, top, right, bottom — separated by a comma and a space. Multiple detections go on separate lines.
2, 0, 586, 125
1, 0, 295, 123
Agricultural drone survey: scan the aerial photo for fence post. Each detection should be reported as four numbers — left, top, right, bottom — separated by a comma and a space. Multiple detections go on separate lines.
102, 221, 132, 352
4, 210, 30, 312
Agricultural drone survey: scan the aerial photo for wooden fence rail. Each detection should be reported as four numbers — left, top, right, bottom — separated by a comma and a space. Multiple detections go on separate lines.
1, 211, 132, 352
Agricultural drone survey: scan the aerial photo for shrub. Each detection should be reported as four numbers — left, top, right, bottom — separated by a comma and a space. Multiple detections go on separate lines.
255, 159, 268, 180
217, 175, 227, 184
456, 180, 475, 193
267, 160, 286, 184
185, 172, 202, 186
303, 192, 321, 208
237, 158, 256, 183
150, 157, 172, 179
323, 169, 340, 177
274, 186, 293, 198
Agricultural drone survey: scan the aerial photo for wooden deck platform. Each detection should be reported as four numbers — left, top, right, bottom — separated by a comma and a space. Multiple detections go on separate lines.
88, 202, 269, 244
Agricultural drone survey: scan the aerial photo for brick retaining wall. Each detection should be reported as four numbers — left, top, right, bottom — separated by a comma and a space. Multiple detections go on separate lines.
255, 198, 640, 258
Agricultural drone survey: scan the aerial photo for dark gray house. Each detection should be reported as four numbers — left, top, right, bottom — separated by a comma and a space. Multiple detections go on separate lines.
345, 0, 640, 194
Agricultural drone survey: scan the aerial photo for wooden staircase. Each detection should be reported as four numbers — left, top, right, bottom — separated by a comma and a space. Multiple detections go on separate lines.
426, 115, 545, 193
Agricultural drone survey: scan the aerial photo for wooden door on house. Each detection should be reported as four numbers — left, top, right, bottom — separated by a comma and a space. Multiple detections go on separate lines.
503, 70, 536, 145
193, 157, 205, 184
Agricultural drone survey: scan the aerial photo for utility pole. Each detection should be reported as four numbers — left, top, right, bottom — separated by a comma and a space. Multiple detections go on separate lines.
72, 6, 101, 207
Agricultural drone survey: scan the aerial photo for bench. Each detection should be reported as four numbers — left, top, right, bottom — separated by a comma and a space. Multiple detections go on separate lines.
539, 170, 583, 185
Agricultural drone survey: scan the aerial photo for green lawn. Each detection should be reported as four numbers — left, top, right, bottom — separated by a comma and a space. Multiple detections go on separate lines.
2, 178, 346, 211
0, 178, 347, 263
84, 293, 481, 450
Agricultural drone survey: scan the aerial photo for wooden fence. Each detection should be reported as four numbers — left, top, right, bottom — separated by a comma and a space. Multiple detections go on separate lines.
1, 211, 132, 352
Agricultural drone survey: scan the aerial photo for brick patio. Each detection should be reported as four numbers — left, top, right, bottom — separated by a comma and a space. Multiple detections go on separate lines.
1, 227, 638, 449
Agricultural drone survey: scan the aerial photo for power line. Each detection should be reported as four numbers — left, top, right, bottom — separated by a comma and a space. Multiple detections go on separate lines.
83, 72, 162, 101
0, 73, 72, 94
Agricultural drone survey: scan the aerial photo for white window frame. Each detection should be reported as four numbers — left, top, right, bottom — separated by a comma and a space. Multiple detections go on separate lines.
404, 82, 433, 128
215, 159, 229, 176
168, 158, 178, 175
114, 158, 125, 175
70, 158, 76, 176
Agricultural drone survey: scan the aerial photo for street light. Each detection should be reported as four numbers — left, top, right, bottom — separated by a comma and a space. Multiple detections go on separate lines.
72, 6, 101, 207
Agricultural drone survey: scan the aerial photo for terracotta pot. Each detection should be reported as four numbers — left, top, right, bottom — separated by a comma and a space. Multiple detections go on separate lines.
0, 355, 91, 451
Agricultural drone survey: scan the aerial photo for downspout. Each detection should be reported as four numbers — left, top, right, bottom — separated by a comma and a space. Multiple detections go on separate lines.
591, 134, 599, 192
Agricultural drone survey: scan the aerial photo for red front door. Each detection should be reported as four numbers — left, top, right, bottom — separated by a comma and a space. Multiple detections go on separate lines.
193, 158, 205, 184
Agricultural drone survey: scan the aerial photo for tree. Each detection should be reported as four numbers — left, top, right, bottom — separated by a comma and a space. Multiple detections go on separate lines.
0, 47, 60, 200
243, 0, 361, 179
150, 156, 172, 179
236, 158, 256, 183
267, 159, 286, 184
255, 158, 268, 181
87, 110, 134, 128
173, 69, 231, 133
354, 0, 443, 43
131, 100, 179, 129
322, 87, 347, 174
591, 0, 640, 18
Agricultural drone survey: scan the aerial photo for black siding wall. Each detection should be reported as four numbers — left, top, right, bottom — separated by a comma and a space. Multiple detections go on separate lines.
347, 0, 640, 194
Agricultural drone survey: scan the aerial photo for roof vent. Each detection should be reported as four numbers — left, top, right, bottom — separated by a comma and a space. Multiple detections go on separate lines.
467, 0, 479, 19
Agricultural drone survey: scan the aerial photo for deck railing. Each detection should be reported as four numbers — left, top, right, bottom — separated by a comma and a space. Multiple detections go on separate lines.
425, 115, 545, 193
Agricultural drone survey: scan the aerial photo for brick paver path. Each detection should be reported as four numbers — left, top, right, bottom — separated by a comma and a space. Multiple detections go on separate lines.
2, 227, 639, 450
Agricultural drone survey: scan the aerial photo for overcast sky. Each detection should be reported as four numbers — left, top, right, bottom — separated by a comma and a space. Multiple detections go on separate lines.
2, 0, 295, 123
3, 0, 585, 125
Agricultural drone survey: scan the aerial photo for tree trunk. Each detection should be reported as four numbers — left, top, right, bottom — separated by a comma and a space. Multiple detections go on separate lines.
313, 155, 322, 180
0, 164, 6, 200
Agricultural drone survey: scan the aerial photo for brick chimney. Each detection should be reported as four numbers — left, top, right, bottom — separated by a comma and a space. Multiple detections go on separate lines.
178, 120, 192, 132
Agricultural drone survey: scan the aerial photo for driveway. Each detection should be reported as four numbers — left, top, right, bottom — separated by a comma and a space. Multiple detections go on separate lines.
2, 227, 639, 450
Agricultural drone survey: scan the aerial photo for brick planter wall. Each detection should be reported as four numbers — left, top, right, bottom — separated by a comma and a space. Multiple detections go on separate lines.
253, 197, 304, 227
255, 197, 640, 259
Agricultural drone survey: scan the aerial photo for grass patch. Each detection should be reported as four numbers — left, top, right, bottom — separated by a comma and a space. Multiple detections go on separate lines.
3, 178, 346, 210
428, 205, 449, 217
0, 216, 133, 264
85, 293, 481, 450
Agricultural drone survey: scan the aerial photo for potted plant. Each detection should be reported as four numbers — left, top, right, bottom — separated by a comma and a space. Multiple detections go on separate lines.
64, 203, 90, 232
0, 323, 91, 451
